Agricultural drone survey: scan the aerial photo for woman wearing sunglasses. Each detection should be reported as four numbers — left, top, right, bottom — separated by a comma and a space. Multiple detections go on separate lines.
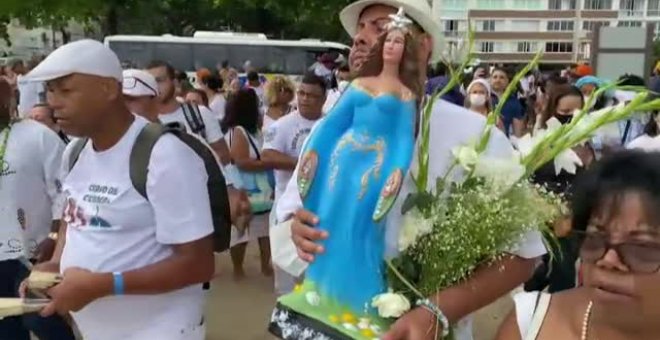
497, 150, 660, 340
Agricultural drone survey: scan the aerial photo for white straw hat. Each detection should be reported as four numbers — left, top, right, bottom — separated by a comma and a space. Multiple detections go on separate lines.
340, 0, 443, 63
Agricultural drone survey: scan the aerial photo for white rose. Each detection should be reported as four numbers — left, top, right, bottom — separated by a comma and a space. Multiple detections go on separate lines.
371, 292, 411, 318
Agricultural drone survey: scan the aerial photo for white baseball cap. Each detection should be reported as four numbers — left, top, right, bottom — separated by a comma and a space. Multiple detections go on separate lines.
122, 69, 159, 97
339, 0, 443, 63
25, 39, 122, 82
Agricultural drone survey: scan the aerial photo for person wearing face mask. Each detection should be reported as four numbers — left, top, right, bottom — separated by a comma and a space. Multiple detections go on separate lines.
524, 84, 594, 295
464, 78, 505, 132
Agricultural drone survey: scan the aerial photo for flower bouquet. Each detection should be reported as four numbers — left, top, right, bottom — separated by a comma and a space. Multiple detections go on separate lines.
379, 48, 660, 339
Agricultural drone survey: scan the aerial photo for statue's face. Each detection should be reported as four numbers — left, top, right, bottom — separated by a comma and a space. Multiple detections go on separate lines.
383, 30, 405, 65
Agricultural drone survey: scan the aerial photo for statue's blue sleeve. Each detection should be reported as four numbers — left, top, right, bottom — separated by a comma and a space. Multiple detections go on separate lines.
391, 102, 416, 169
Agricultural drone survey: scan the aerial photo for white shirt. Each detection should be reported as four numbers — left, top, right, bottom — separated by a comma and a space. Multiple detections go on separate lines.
159, 105, 224, 145
0, 120, 64, 262
627, 134, 660, 152
262, 111, 320, 201
274, 100, 546, 340
208, 94, 226, 122
60, 116, 213, 340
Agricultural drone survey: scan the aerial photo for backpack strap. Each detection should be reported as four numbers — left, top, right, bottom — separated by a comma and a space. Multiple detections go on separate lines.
129, 122, 166, 200
68, 138, 89, 172
181, 103, 207, 139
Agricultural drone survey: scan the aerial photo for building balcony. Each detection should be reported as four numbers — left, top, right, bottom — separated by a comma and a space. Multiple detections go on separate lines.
619, 9, 646, 17
469, 9, 576, 18
474, 52, 573, 63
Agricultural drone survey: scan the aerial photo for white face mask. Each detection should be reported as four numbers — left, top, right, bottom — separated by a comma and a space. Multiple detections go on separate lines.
469, 93, 486, 107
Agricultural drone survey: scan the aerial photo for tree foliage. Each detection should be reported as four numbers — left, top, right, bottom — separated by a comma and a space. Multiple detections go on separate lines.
1, 0, 355, 45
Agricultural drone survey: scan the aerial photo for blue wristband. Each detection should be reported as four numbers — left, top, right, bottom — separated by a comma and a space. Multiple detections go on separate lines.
112, 272, 124, 295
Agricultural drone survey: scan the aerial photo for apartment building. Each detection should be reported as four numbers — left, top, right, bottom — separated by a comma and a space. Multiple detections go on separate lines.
433, 0, 660, 65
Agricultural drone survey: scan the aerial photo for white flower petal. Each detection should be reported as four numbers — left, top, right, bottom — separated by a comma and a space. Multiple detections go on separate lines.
554, 149, 583, 175
342, 323, 357, 331
358, 318, 370, 330
305, 291, 321, 306
371, 292, 411, 318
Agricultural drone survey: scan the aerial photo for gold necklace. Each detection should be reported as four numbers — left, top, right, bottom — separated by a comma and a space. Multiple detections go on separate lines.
581, 301, 594, 340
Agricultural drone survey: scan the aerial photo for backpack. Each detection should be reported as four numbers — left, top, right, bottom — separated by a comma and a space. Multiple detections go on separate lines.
181, 103, 207, 139
68, 122, 231, 253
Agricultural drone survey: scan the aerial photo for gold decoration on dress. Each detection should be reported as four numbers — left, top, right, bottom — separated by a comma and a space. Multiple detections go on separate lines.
329, 132, 385, 200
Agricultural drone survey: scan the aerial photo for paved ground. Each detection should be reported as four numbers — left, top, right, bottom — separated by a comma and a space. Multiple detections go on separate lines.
206, 243, 514, 340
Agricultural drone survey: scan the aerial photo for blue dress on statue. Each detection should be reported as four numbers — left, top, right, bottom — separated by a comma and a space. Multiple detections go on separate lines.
298, 83, 416, 314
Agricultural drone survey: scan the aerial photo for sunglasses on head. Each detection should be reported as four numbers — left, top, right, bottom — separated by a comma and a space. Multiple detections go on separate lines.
574, 229, 660, 274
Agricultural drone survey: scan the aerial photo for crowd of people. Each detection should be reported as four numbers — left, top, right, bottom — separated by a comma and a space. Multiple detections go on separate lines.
1, 0, 660, 339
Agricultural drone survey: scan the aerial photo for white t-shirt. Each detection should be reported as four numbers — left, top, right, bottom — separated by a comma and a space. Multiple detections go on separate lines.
274, 99, 546, 340
60, 116, 213, 340
159, 105, 224, 145
0, 120, 64, 262
208, 94, 226, 122
627, 134, 660, 152
262, 111, 319, 201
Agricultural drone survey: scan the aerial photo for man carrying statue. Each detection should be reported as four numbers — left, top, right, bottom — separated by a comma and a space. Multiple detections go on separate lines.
270, 0, 546, 339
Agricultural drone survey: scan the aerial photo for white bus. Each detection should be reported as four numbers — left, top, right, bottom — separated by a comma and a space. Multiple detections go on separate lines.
104, 33, 350, 82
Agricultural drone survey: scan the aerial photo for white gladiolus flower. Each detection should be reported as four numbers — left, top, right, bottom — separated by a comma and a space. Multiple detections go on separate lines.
553, 148, 583, 175
371, 291, 411, 318
473, 155, 526, 189
452, 145, 479, 170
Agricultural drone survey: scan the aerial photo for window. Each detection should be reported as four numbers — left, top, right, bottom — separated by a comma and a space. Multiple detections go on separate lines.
617, 20, 643, 27
481, 20, 496, 31
549, 0, 577, 9
545, 42, 574, 52
620, 0, 645, 16
445, 20, 459, 32
481, 41, 494, 52
517, 41, 538, 52
513, 0, 544, 9
477, 0, 501, 9
649, 0, 660, 16
582, 21, 611, 30
583, 0, 612, 9
547, 21, 575, 31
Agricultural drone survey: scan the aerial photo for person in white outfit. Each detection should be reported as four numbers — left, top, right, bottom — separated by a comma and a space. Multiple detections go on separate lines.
23, 39, 216, 340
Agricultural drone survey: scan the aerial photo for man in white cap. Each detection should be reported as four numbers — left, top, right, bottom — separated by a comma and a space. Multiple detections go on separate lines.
275, 1, 546, 339
0, 78, 74, 339
23, 39, 216, 339
122, 69, 161, 122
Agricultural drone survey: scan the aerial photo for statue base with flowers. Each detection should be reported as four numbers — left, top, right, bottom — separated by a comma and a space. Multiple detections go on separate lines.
269, 281, 392, 340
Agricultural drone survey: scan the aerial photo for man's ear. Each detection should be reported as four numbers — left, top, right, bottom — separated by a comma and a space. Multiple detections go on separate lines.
101, 79, 122, 102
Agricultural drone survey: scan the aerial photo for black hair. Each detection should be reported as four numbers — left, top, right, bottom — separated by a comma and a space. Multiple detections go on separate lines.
221, 88, 260, 135
221, 60, 229, 68
618, 73, 645, 87
175, 70, 188, 81
247, 71, 259, 82
203, 74, 223, 92
146, 60, 175, 79
338, 63, 350, 73
572, 150, 660, 232
644, 112, 659, 137
301, 72, 327, 95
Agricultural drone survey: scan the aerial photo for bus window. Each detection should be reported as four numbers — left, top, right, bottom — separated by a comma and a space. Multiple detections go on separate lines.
108, 41, 153, 68
230, 45, 269, 72
152, 42, 193, 71
192, 44, 231, 70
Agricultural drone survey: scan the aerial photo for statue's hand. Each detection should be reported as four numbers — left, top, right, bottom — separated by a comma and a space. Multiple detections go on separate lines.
291, 209, 328, 263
